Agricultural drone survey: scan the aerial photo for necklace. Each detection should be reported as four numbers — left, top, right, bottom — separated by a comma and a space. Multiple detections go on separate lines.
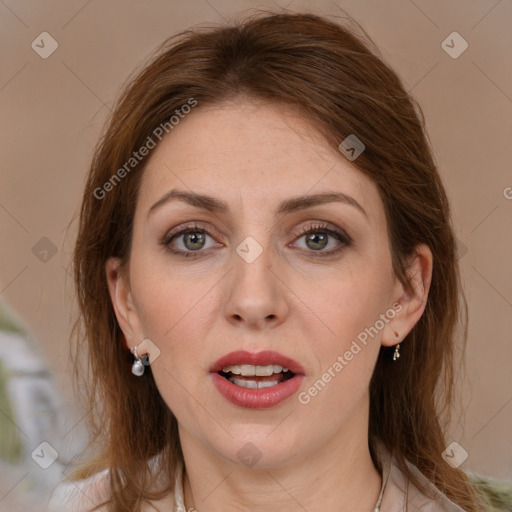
174, 463, 390, 512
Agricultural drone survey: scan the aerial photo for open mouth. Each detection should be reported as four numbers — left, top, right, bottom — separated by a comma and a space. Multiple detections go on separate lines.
210, 350, 305, 408
218, 364, 296, 389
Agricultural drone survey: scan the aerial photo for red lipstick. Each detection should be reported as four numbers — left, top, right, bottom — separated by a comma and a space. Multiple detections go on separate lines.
210, 350, 305, 409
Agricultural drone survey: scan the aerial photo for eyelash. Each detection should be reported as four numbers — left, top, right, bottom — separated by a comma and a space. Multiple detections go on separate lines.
161, 222, 352, 259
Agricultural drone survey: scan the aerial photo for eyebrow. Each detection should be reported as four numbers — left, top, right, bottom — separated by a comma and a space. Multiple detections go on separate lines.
147, 189, 368, 219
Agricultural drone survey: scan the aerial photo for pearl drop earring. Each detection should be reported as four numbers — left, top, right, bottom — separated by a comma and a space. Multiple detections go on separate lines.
131, 345, 145, 376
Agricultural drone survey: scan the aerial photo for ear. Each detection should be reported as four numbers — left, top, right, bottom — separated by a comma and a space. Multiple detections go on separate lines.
381, 243, 433, 347
105, 257, 144, 350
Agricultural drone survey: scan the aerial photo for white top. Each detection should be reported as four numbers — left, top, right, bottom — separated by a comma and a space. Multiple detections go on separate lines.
47, 447, 468, 512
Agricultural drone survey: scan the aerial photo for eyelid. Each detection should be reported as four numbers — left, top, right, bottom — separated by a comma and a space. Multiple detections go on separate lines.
162, 221, 222, 244
292, 220, 352, 240
289, 222, 353, 255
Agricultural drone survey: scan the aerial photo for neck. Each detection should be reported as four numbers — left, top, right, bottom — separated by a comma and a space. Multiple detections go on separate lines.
179, 405, 381, 512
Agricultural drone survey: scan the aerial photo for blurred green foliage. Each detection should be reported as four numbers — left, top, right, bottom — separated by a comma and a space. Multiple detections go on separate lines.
0, 359, 23, 464
471, 475, 512, 512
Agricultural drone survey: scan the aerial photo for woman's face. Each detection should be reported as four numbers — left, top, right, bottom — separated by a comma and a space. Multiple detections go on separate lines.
107, 98, 429, 468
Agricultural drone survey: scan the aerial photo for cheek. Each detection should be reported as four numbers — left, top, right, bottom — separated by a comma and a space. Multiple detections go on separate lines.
129, 259, 219, 404
308, 258, 392, 345
299, 261, 392, 401
131, 252, 211, 342
134, 282, 207, 419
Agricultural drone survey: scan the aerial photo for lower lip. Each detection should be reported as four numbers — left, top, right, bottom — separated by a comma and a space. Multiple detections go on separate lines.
211, 373, 304, 409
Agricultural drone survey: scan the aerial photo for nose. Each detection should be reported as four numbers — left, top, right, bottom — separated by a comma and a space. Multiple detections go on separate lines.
223, 244, 289, 330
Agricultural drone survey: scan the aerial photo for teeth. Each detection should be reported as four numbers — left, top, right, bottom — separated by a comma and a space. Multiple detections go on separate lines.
240, 364, 255, 376
256, 365, 274, 376
222, 364, 286, 376
257, 380, 280, 388
229, 377, 281, 389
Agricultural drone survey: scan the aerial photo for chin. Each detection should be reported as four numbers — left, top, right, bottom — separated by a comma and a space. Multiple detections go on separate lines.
211, 427, 305, 469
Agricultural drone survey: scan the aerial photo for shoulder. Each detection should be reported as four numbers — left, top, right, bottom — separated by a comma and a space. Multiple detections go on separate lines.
47, 469, 110, 512
404, 462, 468, 511
376, 446, 468, 512
47, 462, 180, 512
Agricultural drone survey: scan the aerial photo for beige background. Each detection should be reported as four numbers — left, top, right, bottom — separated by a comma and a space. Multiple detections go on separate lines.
1, 0, 511, 481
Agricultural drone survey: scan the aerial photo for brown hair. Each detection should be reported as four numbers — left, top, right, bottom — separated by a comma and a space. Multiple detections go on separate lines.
71, 8, 484, 511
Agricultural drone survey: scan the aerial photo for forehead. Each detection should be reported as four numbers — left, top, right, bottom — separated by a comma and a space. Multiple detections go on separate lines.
136, 99, 383, 225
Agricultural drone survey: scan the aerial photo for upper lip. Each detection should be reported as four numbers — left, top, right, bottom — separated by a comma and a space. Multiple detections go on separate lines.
210, 350, 305, 375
